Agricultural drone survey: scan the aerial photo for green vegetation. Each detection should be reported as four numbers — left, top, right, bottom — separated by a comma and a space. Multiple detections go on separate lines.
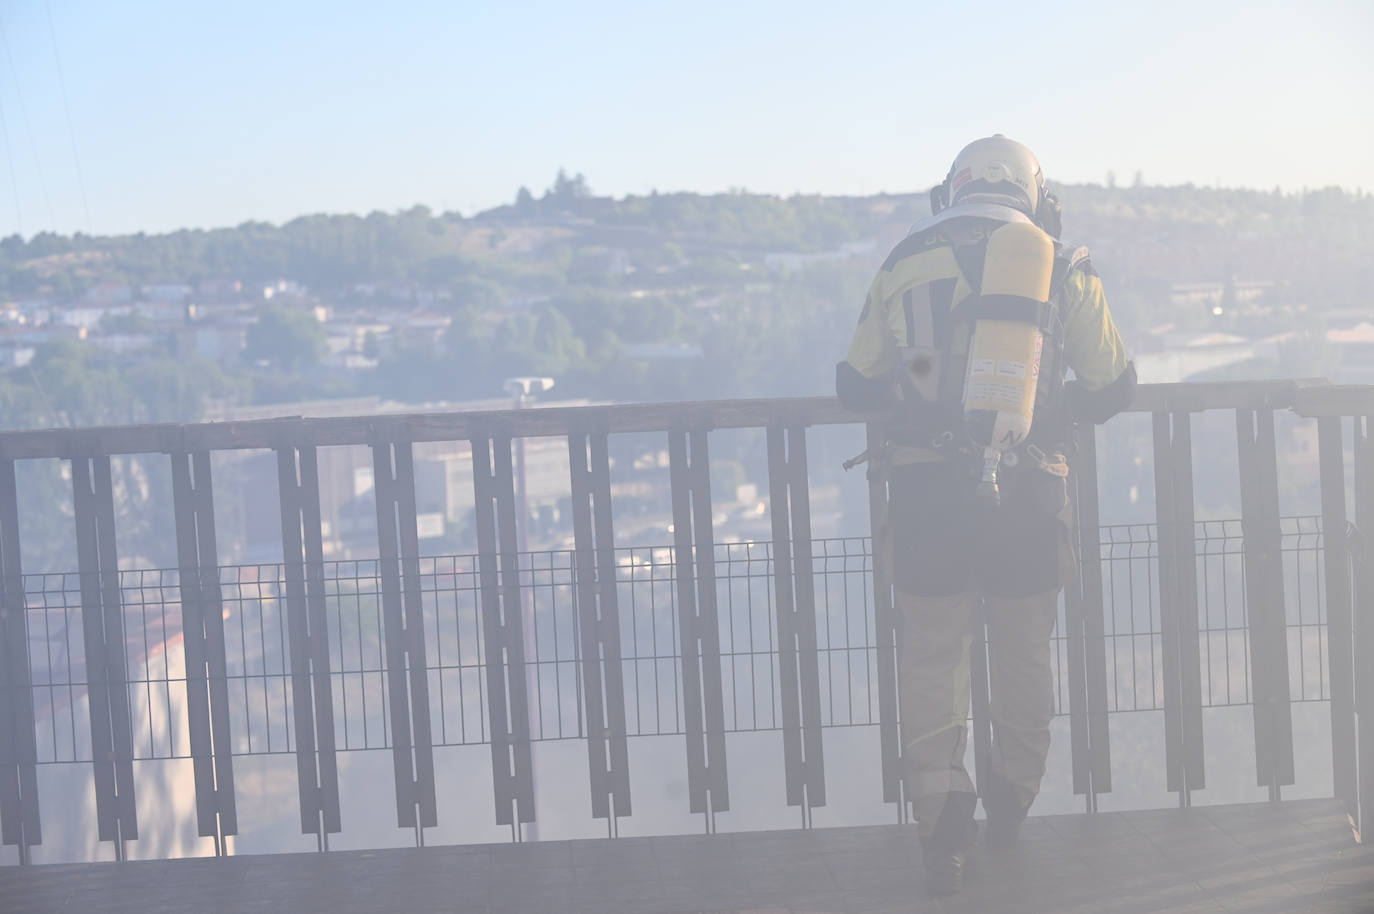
245, 305, 327, 370
0, 177, 1370, 432
0, 339, 237, 428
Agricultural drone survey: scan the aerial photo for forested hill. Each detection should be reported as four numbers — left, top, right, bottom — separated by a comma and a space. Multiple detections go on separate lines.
0, 177, 1370, 432
4, 179, 1370, 311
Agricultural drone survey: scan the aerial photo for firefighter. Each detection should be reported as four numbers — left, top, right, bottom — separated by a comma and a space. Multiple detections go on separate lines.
836, 135, 1135, 897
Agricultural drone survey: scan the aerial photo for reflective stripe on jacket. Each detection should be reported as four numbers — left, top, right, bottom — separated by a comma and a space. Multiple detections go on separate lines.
837, 215, 1132, 463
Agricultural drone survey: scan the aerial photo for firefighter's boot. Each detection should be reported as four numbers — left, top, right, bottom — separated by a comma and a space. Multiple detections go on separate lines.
982, 770, 1033, 850
920, 791, 978, 897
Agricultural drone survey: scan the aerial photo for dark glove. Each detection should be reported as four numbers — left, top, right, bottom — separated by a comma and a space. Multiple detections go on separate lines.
1065, 361, 1137, 424
835, 361, 896, 412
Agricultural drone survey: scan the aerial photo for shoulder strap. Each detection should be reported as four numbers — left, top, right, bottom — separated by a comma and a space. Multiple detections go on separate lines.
1027, 243, 1094, 441
1050, 243, 1092, 299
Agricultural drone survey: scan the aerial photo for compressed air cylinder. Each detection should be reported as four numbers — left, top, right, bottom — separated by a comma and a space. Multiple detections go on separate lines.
961, 221, 1055, 500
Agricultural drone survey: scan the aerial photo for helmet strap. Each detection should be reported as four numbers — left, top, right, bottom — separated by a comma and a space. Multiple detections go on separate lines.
1035, 190, 1063, 238
930, 167, 954, 215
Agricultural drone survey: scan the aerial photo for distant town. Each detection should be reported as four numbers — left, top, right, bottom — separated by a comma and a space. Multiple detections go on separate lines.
0, 178, 1370, 568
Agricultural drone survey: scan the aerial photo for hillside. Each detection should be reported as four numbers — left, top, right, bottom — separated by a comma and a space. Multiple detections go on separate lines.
0, 178, 1370, 432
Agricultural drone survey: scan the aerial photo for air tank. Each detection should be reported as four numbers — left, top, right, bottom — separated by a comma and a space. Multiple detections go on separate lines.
961, 221, 1055, 503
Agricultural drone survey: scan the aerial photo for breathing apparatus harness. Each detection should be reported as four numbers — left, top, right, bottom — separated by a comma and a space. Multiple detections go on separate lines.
843, 205, 1088, 488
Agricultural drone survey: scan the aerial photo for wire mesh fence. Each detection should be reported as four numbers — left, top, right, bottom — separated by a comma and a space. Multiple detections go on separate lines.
18, 521, 1332, 766
1097, 515, 1328, 715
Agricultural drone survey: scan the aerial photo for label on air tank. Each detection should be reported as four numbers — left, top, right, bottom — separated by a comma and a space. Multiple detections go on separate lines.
966, 379, 1023, 408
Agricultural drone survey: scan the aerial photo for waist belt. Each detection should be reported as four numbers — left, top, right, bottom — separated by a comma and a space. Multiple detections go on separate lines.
884, 424, 1055, 470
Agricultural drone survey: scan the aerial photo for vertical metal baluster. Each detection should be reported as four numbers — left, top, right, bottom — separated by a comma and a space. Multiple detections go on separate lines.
1152, 413, 1183, 799
277, 446, 318, 838
865, 423, 903, 816
766, 423, 826, 820
297, 448, 339, 836
394, 443, 437, 831
172, 449, 237, 851
194, 452, 238, 842
276, 445, 340, 844
689, 429, 729, 819
1353, 418, 1374, 841
1065, 425, 1092, 802
786, 426, 825, 812
669, 425, 729, 827
668, 429, 705, 817
969, 600, 993, 806
0, 457, 40, 862
93, 458, 138, 846
374, 438, 411, 824
569, 433, 606, 820
1153, 412, 1204, 804
1236, 409, 1294, 800
73, 452, 139, 856
767, 425, 802, 810
373, 432, 438, 836
590, 433, 632, 823
569, 430, 632, 826
171, 454, 207, 823
1076, 426, 1112, 799
1318, 417, 1355, 816
473, 433, 535, 832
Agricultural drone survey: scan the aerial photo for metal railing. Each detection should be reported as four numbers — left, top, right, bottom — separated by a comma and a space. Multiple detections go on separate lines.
0, 381, 1372, 863
14, 522, 1335, 762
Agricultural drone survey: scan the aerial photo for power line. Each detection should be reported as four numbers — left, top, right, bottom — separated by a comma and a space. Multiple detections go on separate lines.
0, 90, 22, 238
0, 14, 57, 231
45, 1, 92, 235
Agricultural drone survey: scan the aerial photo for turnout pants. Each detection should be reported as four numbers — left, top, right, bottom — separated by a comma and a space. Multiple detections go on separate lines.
886, 458, 1075, 835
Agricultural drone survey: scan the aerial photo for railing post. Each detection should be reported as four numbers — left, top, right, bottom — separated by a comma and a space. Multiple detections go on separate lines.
766, 422, 826, 823
1318, 416, 1356, 817
370, 431, 438, 838
275, 444, 341, 846
1152, 411, 1205, 805
1353, 416, 1374, 842
170, 449, 238, 853
568, 429, 632, 828
969, 601, 994, 807
1066, 423, 1112, 807
668, 424, 728, 829
865, 423, 905, 816
1082, 430, 1112, 799
1236, 409, 1295, 800
0, 458, 40, 863
471, 432, 536, 833
71, 452, 139, 858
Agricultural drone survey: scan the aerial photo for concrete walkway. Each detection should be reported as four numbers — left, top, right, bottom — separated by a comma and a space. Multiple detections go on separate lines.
2, 799, 1371, 913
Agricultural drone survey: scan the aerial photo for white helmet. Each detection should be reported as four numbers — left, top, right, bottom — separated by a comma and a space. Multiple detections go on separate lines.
932, 135, 1060, 234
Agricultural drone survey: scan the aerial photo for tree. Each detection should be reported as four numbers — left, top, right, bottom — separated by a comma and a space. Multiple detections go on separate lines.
450, 275, 504, 311
244, 305, 326, 370
549, 168, 591, 202
531, 306, 586, 375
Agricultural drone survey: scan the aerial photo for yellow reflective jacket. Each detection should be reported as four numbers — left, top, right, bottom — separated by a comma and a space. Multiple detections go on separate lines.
836, 212, 1133, 463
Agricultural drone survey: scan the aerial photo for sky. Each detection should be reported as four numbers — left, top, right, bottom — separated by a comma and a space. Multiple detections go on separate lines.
0, 0, 1370, 238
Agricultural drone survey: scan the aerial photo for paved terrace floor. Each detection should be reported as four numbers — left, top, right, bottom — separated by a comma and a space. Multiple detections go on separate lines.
3, 799, 1372, 914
